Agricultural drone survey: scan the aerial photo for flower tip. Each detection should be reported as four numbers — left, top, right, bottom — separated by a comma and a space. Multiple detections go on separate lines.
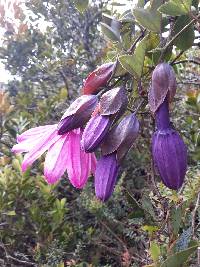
21, 162, 28, 173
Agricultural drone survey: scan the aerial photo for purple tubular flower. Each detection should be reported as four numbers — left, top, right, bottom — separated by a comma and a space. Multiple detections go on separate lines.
57, 95, 98, 135
152, 128, 187, 190
152, 98, 187, 190
95, 153, 119, 202
155, 100, 170, 130
81, 114, 111, 152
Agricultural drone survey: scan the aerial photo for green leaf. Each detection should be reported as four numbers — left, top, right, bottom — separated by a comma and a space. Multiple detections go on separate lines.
141, 195, 156, 219
141, 225, 159, 233
73, 0, 89, 13
173, 15, 195, 51
6, 210, 16, 216
119, 39, 146, 78
171, 207, 182, 235
100, 22, 120, 42
160, 245, 198, 267
150, 241, 161, 262
133, 8, 161, 32
158, 0, 192, 16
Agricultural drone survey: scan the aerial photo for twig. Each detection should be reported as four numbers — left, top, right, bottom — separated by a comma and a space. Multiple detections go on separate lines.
171, 59, 200, 66
99, 220, 128, 251
127, 30, 146, 54
0, 243, 36, 266
198, 247, 200, 265
159, 15, 199, 62
192, 191, 200, 238
170, 50, 184, 65
177, 81, 200, 86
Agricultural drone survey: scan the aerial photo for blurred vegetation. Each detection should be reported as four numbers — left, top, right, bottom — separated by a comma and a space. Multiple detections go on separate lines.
0, 0, 200, 266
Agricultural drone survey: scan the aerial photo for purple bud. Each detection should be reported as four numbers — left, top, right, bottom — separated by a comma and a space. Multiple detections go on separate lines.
95, 153, 119, 202
81, 115, 111, 152
58, 95, 98, 134
148, 63, 176, 114
152, 128, 187, 190
100, 87, 128, 116
102, 113, 139, 162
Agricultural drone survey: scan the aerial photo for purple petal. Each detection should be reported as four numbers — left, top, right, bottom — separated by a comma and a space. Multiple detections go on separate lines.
95, 153, 119, 202
91, 153, 97, 175
152, 128, 187, 190
66, 130, 91, 189
44, 134, 69, 184
81, 115, 111, 152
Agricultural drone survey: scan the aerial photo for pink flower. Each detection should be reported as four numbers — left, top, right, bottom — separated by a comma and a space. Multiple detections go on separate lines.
12, 125, 96, 188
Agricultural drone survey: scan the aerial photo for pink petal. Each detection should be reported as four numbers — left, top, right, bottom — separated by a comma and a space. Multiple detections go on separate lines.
17, 124, 57, 142
44, 134, 69, 184
66, 130, 91, 189
12, 125, 58, 154
21, 128, 60, 172
91, 153, 97, 175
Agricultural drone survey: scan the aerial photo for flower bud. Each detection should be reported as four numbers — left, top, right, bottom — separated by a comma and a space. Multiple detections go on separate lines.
81, 87, 128, 152
95, 153, 119, 202
58, 95, 98, 135
82, 62, 115, 95
81, 114, 111, 152
152, 128, 187, 190
148, 63, 176, 113
99, 87, 128, 116
102, 113, 139, 162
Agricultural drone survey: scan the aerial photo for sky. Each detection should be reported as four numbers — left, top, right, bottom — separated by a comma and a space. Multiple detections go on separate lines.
0, 0, 134, 84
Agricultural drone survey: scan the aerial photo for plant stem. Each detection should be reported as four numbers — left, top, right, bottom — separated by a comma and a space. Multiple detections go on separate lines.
159, 15, 200, 62
171, 59, 200, 66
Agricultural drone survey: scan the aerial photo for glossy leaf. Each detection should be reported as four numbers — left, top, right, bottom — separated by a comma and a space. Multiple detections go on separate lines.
100, 87, 128, 116
171, 207, 182, 235
158, 0, 192, 16
133, 8, 161, 32
101, 113, 139, 162
100, 22, 121, 42
150, 241, 161, 263
160, 244, 198, 267
173, 15, 195, 51
119, 39, 147, 79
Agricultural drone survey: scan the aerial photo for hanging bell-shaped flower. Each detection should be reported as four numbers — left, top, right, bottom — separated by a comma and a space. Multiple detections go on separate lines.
152, 99, 187, 190
95, 153, 119, 202
152, 128, 187, 190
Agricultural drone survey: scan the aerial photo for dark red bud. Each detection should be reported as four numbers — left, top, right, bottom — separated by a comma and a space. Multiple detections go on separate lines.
82, 62, 115, 95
